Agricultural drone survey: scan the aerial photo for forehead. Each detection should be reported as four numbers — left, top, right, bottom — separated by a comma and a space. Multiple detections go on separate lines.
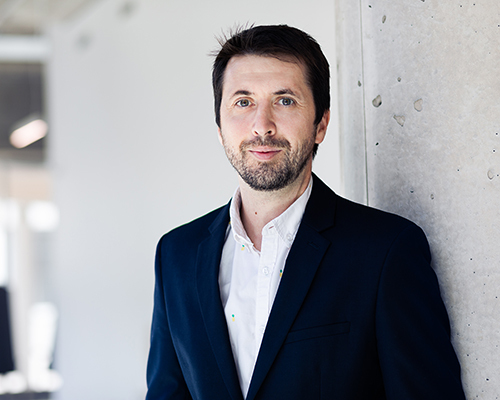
222, 54, 309, 95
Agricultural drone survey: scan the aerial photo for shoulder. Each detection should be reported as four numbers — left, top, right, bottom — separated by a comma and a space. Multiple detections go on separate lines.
310, 174, 426, 247
158, 202, 230, 250
337, 195, 418, 232
337, 195, 429, 254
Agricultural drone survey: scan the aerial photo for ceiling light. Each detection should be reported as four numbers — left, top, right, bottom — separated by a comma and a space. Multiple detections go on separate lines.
10, 119, 48, 149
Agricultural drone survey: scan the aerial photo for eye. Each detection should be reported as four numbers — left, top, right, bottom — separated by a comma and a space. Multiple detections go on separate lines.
278, 97, 294, 106
236, 99, 251, 107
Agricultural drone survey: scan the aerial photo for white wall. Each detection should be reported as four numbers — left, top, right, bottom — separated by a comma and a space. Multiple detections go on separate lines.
336, 0, 500, 398
46, 1, 339, 399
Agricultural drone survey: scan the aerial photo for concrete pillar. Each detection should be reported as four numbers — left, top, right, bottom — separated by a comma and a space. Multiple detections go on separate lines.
336, 0, 500, 398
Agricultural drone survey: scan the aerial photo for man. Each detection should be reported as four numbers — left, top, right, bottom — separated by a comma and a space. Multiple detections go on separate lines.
146, 25, 465, 399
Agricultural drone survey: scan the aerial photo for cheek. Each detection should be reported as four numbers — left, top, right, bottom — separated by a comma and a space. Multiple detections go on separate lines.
276, 115, 313, 138
225, 112, 252, 128
221, 113, 254, 142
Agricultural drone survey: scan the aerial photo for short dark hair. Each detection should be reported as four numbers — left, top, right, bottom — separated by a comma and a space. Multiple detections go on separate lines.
212, 25, 330, 155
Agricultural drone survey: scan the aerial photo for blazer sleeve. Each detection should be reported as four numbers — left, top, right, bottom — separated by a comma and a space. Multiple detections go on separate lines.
146, 237, 193, 400
375, 224, 465, 399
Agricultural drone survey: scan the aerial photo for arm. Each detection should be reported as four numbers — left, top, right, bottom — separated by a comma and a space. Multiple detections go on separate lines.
376, 224, 465, 399
146, 237, 192, 400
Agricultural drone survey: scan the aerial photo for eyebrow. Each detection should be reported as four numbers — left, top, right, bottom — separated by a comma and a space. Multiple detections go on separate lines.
229, 88, 298, 97
274, 89, 298, 96
230, 90, 252, 97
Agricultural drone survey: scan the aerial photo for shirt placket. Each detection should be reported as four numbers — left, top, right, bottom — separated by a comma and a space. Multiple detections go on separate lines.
254, 226, 278, 354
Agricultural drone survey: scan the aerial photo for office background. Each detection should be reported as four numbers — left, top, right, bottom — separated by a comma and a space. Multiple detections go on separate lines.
0, 0, 498, 399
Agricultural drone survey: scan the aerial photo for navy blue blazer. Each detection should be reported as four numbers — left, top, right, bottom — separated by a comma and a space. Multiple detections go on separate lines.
146, 175, 465, 399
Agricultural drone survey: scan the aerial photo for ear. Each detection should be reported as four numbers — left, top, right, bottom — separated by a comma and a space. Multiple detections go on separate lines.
314, 110, 330, 144
217, 127, 223, 145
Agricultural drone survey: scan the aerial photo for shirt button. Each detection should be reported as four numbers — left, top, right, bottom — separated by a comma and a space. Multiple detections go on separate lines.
286, 233, 293, 242
262, 267, 269, 275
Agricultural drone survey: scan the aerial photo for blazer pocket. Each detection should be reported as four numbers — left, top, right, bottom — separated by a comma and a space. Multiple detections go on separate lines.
285, 322, 350, 344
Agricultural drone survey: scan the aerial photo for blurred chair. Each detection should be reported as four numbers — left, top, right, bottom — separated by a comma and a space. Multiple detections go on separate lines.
0, 287, 14, 374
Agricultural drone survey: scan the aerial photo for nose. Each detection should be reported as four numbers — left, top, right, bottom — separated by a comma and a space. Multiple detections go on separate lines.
252, 104, 276, 136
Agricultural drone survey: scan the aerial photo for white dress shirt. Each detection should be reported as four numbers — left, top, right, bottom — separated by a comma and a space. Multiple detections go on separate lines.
218, 178, 313, 398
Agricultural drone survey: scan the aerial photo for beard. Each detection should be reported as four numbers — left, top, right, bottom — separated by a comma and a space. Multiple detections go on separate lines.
220, 130, 316, 192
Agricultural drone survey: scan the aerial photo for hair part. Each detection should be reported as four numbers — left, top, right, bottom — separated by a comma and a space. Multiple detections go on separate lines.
212, 25, 330, 157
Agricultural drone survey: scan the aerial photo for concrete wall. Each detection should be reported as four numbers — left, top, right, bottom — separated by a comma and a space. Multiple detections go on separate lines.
336, 0, 500, 398
46, 1, 339, 399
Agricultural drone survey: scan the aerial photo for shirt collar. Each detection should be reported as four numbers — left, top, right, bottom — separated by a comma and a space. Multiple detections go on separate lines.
229, 189, 253, 248
229, 177, 313, 250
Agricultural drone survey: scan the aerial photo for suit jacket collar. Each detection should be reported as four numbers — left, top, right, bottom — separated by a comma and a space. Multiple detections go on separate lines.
246, 174, 337, 399
196, 203, 244, 400
196, 174, 338, 400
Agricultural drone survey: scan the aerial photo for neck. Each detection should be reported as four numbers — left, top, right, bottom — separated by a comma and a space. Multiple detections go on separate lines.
238, 167, 312, 251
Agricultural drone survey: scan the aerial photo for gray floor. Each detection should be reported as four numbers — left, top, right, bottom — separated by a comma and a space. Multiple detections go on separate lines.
0, 393, 51, 400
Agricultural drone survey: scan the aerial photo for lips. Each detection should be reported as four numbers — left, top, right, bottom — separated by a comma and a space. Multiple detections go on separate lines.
248, 148, 282, 161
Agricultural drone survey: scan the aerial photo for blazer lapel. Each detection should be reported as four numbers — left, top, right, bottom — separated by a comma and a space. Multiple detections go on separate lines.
246, 175, 337, 400
196, 204, 244, 400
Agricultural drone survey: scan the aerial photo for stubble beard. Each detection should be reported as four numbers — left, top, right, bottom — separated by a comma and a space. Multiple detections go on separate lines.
221, 131, 316, 192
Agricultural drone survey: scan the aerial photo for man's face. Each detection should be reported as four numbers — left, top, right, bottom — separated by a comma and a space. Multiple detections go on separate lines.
218, 55, 328, 191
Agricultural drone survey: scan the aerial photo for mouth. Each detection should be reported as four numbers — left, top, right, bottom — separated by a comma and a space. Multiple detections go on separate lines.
248, 148, 282, 161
